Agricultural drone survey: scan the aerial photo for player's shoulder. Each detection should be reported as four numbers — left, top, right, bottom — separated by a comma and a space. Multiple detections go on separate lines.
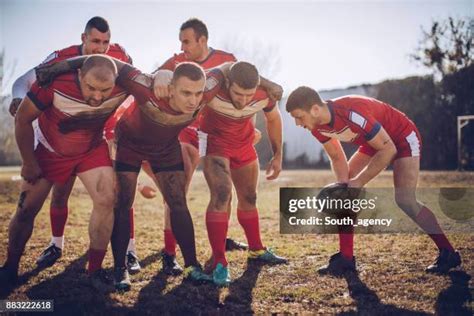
171, 52, 188, 63
209, 48, 237, 62
107, 43, 132, 62
330, 95, 371, 112
43, 45, 81, 64
52, 72, 78, 88
253, 88, 271, 102
35, 71, 81, 100
211, 49, 236, 58
108, 43, 128, 54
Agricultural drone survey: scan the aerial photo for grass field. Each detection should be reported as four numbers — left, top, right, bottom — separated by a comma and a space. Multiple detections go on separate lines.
0, 169, 472, 314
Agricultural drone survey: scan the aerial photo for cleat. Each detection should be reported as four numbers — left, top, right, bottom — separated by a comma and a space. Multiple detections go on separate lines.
183, 265, 212, 284
36, 244, 62, 267
113, 267, 131, 292
426, 249, 461, 274
212, 263, 231, 287
161, 250, 183, 276
89, 269, 113, 292
0, 266, 18, 286
248, 248, 288, 265
225, 238, 248, 251
126, 251, 141, 274
318, 252, 356, 276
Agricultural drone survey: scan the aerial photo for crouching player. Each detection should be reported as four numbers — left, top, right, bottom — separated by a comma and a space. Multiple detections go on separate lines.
286, 88, 461, 275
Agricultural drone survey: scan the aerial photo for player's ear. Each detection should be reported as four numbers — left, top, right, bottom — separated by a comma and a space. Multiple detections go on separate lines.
309, 103, 319, 116
81, 32, 86, 44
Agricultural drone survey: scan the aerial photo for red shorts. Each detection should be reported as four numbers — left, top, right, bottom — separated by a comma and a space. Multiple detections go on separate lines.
358, 124, 422, 160
114, 140, 183, 173
35, 141, 112, 184
199, 133, 257, 169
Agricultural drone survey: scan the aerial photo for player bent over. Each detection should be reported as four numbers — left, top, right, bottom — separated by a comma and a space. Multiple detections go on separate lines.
0, 56, 126, 289
286, 87, 461, 275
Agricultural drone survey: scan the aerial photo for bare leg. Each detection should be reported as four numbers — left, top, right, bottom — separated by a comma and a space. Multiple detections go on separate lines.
111, 171, 138, 268
5, 179, 53, 272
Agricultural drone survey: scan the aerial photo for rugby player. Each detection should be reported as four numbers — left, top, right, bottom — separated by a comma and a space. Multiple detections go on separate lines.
0, 55, 126, 288
8, 16, 141, 272
198, 61, 288, 286
286, 88, 462, 275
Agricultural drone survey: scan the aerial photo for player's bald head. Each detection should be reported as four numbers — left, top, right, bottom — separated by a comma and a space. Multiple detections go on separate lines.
172, 62, 205, 84
286, 86, 324, 112
80, 55, 118, 82
228, 61, 260, 89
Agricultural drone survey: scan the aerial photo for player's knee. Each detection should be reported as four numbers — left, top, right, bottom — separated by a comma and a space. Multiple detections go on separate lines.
93, 187, 116, 210
395, 195, 417, 214
16, 205, 39, 224
243, 191, 257, 206
215, 183, 232, 206
167, 196, 187, 213
50, 193, 69, 208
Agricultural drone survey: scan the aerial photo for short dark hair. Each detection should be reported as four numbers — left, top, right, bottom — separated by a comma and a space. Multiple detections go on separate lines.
81, 55, 117, 81
172, 62, 205, 83
228, 61, 259, 90
180, 18, 208, 40
85, 16, 110, 34
286, 86, 324, 112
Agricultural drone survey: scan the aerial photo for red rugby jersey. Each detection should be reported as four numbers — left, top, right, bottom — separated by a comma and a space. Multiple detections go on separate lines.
199, 87, 276, 147
115, 65, 224, 155
311, 95, 415, 146
158, 48, 236, 71
27, 72, 127, 157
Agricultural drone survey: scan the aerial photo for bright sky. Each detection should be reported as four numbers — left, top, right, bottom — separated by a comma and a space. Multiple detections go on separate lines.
0, 0, 472, 95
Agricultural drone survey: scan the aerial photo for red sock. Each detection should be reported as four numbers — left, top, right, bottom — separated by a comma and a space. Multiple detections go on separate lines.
164, 229, 177, 255
50, 207, 68, 237
237, 209, 264, 251
415, 206, 454, 251
338, 225, 354, 260
88, 248, 106, 274
129, 207, 135, 239
206, 211, 229, 268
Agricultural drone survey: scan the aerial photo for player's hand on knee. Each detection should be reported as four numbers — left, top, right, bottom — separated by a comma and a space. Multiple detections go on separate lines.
266, 155, 282, 180
21, 162, 43, 184
9, 98, 22, 117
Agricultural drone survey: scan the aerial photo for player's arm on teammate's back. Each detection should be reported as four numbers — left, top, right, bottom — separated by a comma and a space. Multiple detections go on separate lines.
259, 76, 283, 101
263, 106, 283, 180
35, 55, 130, 87
152, 70, 173, 99
349, 127, 396, 188
15, 97, 44, 183
323, 138, 350, 183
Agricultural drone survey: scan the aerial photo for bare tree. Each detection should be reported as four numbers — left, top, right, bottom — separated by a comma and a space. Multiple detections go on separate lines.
218, 34, 281, 78
0, 50, 20, 165
411, 17, 473, 79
